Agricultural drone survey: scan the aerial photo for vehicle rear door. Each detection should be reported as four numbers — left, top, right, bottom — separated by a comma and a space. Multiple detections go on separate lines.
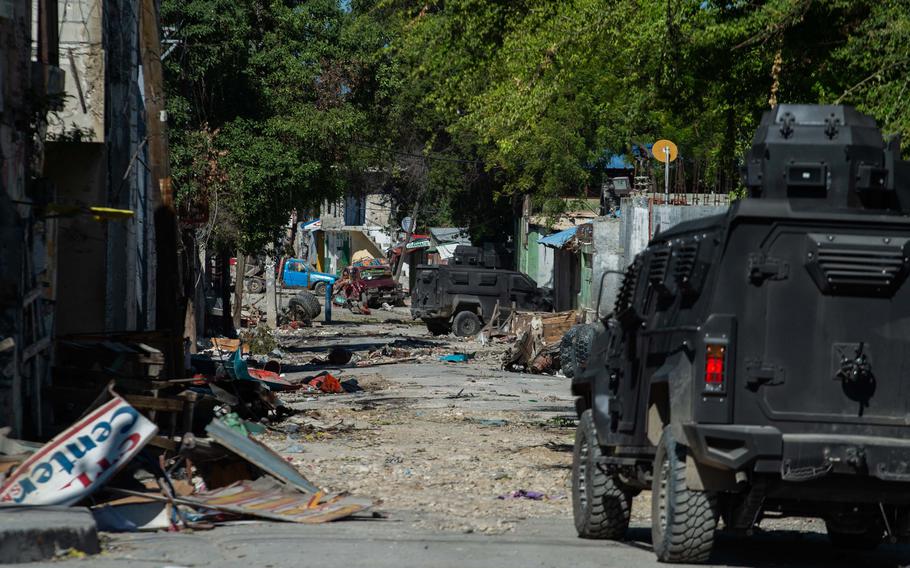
736, 222, 910, 429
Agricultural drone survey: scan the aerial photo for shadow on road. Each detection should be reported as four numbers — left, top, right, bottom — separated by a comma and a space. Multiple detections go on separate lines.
623, 527, 910, 567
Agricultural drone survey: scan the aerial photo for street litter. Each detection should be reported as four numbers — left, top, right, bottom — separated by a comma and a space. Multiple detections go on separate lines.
174, 478, 371, 524
0, 396, 157, 506
439, 353, 473, 363
472, 418, 508, 427
502, 311, 576, 374
497, 490, 562, 501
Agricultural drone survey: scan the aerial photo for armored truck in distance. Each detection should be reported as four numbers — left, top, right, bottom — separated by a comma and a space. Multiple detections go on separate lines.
411, 246, 552, 336
567, 105, 910, 563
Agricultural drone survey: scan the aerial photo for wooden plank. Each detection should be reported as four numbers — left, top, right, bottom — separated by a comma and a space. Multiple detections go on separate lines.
121, 394, 185, 413
21, 336, 51, 362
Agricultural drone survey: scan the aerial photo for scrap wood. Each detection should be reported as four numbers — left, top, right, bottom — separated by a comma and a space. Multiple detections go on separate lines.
116, 478, 371, 524
355, 356, 419, 367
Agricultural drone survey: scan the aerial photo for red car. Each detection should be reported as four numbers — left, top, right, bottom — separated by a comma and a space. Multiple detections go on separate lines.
335, 265, 406, 308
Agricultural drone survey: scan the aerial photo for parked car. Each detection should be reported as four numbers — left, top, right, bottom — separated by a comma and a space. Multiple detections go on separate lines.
335, 265, 405, 308
411, 245, 552, 336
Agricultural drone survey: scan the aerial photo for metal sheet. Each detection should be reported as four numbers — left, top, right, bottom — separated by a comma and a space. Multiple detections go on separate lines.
206, 418, 319, 494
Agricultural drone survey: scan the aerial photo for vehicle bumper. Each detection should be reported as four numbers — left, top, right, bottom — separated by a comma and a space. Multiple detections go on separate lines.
411, 308, 446, 319
366, 290, 404, 304
684, 424, 910, 482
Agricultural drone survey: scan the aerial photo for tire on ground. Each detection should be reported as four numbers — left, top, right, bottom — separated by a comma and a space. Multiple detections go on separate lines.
453, 310, 482, 337
425, 319, 451, 335
561, 326, 580, 378
651, 426, 718, 564
572, 409, 632, 540
290, 290, 321, 321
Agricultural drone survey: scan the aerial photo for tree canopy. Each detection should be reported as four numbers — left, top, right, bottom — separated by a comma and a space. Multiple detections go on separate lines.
163, 0, 910, 247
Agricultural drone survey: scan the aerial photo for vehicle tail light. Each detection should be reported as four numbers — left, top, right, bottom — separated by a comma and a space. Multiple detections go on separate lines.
704, 344, 726, 393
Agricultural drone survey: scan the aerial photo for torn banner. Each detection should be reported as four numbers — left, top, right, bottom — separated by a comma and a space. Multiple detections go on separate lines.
0, 397, 158, 506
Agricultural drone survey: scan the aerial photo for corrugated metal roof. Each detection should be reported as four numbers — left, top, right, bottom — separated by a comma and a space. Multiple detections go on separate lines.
429, 227, 471, 244
538, 226, 579, 249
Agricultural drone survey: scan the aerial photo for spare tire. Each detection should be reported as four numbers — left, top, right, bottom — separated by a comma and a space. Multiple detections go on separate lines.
289, 290, 321, 321
573, 324, 596, 374
561, 326, 581, 378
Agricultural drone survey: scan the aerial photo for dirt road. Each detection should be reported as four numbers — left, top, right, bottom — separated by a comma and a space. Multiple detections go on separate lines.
49, 317, 910, 568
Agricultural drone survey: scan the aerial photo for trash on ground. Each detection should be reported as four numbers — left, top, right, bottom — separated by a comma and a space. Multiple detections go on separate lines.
438, 353, 473, 363
92, 499, 174, 532
176, 478, 371, 524
501, 311, 577, 374
497, 489, 558, 501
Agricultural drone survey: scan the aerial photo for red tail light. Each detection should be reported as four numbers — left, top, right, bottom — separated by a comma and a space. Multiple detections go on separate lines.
704, 344, 726, 393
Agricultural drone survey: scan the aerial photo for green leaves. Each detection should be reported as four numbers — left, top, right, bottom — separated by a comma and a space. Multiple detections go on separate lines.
163, 0, 382, 252
164, 0, 910, 250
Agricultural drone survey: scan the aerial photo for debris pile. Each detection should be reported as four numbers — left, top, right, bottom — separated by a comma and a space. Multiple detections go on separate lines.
0, 392, 372, 532
500, 311, 577, 374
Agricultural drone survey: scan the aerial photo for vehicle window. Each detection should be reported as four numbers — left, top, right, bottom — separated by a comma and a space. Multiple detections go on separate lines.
289, 262, 303, 272
451, 272, 469, 285
510, 275, 534, 292
479, 274, 498, 286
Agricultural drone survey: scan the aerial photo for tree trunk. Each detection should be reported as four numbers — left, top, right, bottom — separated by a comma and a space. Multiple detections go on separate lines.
265, 248, 278, 328
233, 253, 246, 330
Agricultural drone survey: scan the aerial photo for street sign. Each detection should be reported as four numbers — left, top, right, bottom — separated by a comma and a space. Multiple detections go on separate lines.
405, 238, 431, 250
652, 139, 678, 200
401, 217, 414, 232
652, 139, 678, 163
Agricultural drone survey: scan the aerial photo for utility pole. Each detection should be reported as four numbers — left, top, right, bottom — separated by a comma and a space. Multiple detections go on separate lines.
140, 0, 184, 376
265, 248, 278, 328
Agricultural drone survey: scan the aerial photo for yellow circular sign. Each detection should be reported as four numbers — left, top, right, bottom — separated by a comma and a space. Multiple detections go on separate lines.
652, 139, 678, 163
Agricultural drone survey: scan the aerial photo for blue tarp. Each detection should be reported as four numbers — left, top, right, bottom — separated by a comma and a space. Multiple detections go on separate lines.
538, 226, 579, 249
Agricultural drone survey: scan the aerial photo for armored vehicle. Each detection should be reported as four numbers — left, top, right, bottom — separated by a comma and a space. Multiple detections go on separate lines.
567, 105, 910, 563
411, 245, 552, 336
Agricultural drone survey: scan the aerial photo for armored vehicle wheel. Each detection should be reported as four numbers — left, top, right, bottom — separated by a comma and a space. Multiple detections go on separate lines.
825, 520, 884, 550
313, 281, 328, 296
453, 311, 482, 337
247, 278, 264, 294
651, 426, 718, 564
561, 326, 580, 377
425, 319, 451, 335
572, 409, 633, 540
290, 290, 321, 321
573, 324, 595, 372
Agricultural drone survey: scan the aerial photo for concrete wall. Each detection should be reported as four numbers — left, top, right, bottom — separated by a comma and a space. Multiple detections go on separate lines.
586, 198, 729, 318
48, 0, 104, 142
591, 218, 624, 319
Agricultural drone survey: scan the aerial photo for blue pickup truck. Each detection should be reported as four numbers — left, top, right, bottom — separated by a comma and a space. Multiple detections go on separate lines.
245, 258, 336, 295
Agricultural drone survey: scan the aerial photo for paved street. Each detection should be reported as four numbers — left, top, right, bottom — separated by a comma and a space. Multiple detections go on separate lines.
41, 318, 910, 568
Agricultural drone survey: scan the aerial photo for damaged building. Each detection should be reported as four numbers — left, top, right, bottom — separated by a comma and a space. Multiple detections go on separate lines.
0, 0, 179, 439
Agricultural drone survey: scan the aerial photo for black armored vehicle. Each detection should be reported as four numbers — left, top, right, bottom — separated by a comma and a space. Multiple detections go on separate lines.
567, 105, 910, 563
411, 246, 552, 336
